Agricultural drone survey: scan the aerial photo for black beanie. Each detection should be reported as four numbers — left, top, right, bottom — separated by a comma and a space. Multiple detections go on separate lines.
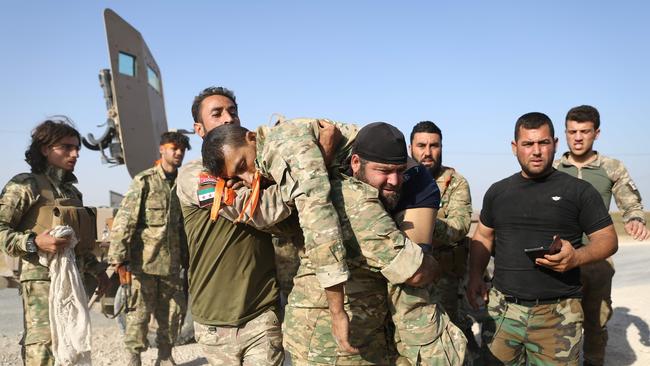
352, 122, 407, 164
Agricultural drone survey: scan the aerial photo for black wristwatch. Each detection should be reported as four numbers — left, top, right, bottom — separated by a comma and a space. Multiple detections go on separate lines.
25, 234, 38, 253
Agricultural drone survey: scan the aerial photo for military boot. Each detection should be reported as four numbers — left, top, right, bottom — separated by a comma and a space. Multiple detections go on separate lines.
154, 345, 176, 366
127, 352, 141, 366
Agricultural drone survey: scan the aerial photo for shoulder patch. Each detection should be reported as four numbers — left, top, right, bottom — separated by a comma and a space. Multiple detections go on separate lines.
197, 172, 216, 208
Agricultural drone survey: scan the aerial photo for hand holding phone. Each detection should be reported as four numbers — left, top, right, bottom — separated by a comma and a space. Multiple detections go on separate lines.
524, 235, 564, 260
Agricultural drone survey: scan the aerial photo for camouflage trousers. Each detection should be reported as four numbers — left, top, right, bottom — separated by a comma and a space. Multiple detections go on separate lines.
436, 274, 463, 328
193, 308, 284, 366
390, 284, 467, 366
124, 272, 187, 354
482, 288, 583, 366
284, 266, 393, 365
580, 257, 614, 366
20, 280, 54, 366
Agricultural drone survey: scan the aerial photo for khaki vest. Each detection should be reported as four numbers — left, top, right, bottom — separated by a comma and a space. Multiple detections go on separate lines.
16, 174, 96, 281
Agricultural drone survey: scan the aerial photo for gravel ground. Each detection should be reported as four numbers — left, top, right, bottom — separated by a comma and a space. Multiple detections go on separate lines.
1, 238, 648, 365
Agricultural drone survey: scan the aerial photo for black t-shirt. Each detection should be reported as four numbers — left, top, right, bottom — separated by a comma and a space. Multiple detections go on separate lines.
480, 169, 612, 299
393, 164, 441, 213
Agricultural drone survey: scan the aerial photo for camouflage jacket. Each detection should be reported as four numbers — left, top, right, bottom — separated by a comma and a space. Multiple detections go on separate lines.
256, 118, 359, 289
0, 166, 102, 281
176, 158, 297, 235
432, 166, 472, 246
554, 152, 645, 224
109, 164, 187, 276
285, 176, 425, 363
289, 176, 424, 308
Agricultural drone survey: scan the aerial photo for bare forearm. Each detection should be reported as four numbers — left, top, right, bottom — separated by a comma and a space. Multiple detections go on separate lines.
468, 239, 491, 282
575, 225, 618, 266
324, 283, 346, 315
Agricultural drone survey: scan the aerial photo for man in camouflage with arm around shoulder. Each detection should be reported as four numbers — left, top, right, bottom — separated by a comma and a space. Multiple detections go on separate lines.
0, 118, 109, 366
554, 105, 649, 366
109, 132, 191, 366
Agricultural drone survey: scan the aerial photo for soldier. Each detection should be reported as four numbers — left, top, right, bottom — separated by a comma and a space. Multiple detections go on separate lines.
0, 118, 109, 366
203, 122, 467, 365
201, 118, 360, 352
177, 86, 293, 366
109, 131, 191, 366
409, 121, 473, 340
468, 112, 618, 365
553, 105, 649, 366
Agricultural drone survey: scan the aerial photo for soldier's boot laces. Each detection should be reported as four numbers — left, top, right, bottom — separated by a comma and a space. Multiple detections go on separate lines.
155, 346, 176, 366
127, 352, 141, 366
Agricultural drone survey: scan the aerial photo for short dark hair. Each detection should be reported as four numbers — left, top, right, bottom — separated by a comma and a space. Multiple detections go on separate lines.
191, 86, 237, 124
25, 117, 81, 173
514, 112, 555, 141
565, 105, 600, 130
160, 131, 191, 150
201, 124, 249, 177
410, 121, 442, 143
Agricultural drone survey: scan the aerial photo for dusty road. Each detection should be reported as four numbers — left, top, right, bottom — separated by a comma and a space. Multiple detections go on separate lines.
0, 239, 648, 365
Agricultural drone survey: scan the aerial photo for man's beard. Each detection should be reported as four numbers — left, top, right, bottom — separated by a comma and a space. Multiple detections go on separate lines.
379, 190, 400, 211
519, 157, 553, 179
354, 165, 401, 210
426, 152, 442, 178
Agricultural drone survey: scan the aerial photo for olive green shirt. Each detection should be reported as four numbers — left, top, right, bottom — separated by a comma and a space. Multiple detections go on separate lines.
554, 152, 645, 224
177, 159, 279, 326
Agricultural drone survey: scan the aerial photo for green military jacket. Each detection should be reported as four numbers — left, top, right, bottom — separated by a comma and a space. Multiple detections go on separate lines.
255, 118, 359, 288
0, 166, 102, 281
432, 166, 472, 246
554, 152, 645, 224
109, 164, 187, 276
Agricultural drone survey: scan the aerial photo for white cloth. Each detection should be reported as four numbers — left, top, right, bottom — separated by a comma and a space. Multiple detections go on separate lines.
38, 225, 92, 366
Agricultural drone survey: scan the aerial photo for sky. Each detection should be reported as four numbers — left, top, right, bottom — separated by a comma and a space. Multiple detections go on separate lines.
1, 1, 649, 210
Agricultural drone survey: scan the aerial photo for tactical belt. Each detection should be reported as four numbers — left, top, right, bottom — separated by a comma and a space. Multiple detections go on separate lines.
504, 295, 569, 307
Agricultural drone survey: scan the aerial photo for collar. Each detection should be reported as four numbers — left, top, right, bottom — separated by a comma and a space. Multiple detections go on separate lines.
254, 125, 269, 173
44, 165, 78, 185
559, 151, 602, 169
154, 163, 177, 183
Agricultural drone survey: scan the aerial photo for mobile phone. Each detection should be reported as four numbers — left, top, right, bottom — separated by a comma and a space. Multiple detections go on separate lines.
548, 235, 563, 254
524, 236, 563, 260
524, 246, 550, 260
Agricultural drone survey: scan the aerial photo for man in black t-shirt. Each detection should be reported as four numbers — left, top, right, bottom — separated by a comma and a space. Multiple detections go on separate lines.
467, 112, 618, 365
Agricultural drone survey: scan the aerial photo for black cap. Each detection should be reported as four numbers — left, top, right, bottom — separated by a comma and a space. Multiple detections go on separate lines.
352, 122, 407, 164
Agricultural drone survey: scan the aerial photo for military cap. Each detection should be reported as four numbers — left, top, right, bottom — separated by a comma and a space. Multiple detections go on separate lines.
352, 122, 407, 164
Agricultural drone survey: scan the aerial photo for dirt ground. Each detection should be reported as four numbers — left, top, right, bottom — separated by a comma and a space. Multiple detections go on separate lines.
0, 238, 648, 365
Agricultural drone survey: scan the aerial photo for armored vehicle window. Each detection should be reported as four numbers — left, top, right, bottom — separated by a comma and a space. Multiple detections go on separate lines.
147, 66, 161, 93
118, 52, 136, 77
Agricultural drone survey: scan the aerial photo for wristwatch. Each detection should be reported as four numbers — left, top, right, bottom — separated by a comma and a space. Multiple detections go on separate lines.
25, 234, 38, 253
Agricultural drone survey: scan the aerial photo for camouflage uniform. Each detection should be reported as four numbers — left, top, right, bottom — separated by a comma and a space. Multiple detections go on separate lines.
429, 167, 472, 331
0, 166, 103, 366
554, 152, 646, 365
255, 118, 358, 289
109, 163, 188, 356
284, 176, 466, 365
273, 234, 302, 308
